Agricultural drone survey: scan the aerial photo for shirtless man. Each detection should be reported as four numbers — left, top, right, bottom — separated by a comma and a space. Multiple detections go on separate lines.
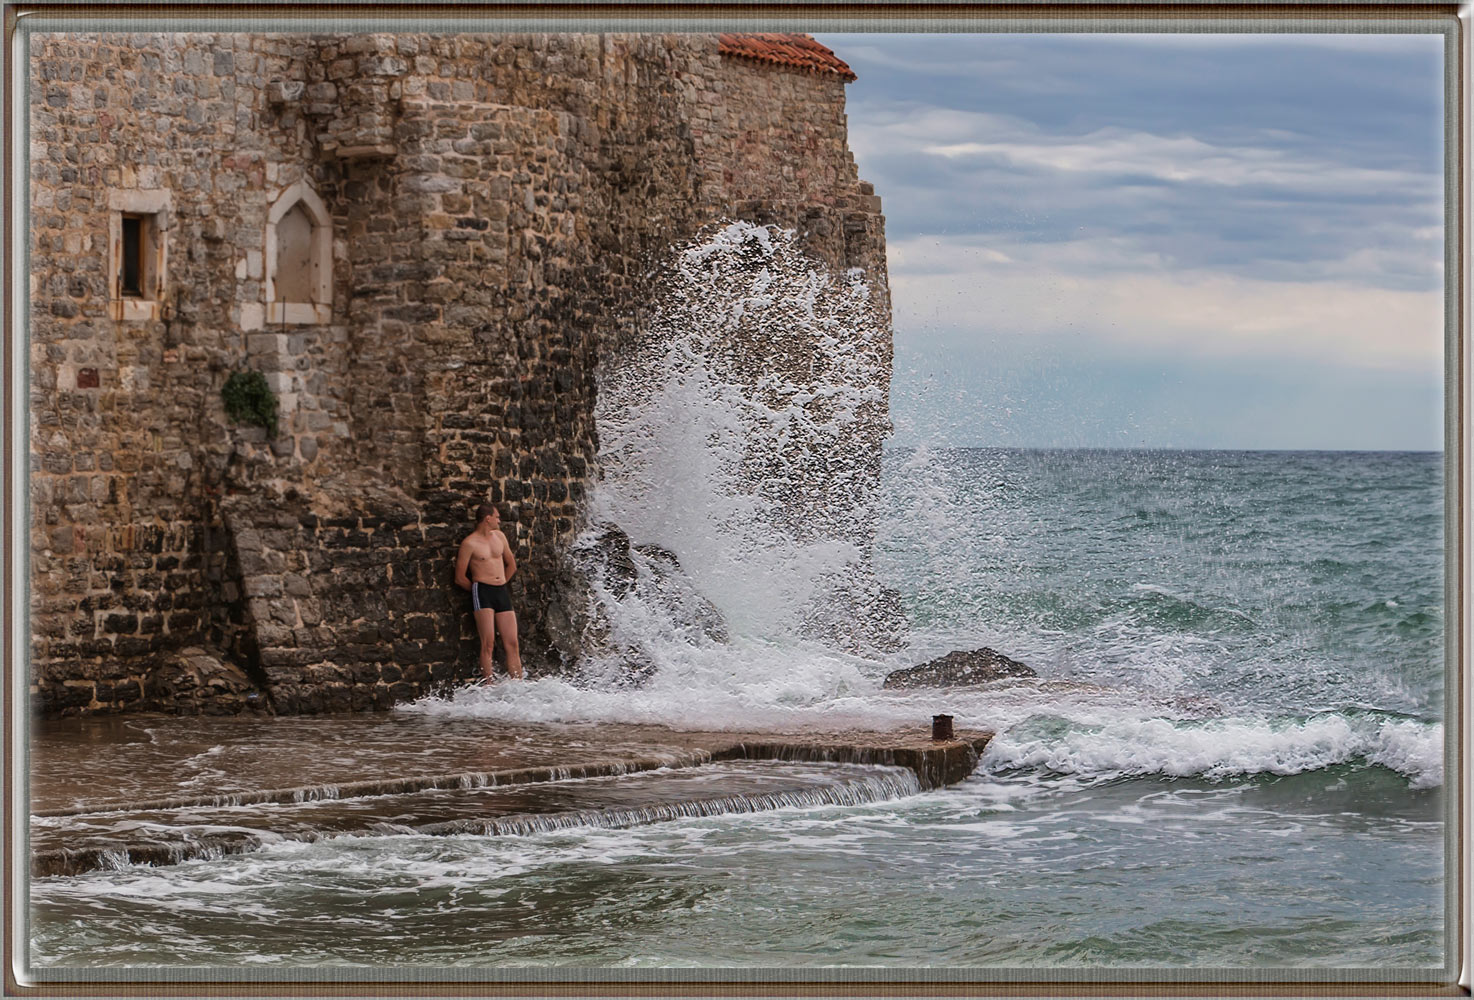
454, 503, 523, 682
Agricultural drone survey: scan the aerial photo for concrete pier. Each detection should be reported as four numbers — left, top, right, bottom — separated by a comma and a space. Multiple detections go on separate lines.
30, 715, 992, 877
712, 733, 989, 790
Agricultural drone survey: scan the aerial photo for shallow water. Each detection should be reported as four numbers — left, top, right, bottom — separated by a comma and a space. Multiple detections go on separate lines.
30, 767, 1441, 968
28, 714, 740, 814
31, 759, 924, 877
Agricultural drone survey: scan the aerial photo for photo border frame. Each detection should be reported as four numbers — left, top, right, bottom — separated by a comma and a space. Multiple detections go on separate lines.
3, 3, 1467, 996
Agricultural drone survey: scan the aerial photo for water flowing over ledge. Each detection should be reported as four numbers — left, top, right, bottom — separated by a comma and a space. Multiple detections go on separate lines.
412, 766, 925, 838
32, 753, 714, 819
31, 718, 989, 878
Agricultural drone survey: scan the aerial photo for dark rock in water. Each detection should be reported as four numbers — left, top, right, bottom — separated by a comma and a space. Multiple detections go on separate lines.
543, 522, 729, 685
632, 542, 729, 645
589, 525, 640, 600
1165, 692, 1224, 719
146, 647, 272, 715
542, 530, 620, 673
882, 648, 1036, 690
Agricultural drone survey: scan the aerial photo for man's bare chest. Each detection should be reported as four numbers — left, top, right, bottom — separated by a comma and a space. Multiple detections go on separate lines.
470, 537, 504, 562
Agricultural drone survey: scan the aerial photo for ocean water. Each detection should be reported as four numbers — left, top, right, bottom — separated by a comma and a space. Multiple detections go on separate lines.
28, 226, 1446, 970
28, 446, 1446, 970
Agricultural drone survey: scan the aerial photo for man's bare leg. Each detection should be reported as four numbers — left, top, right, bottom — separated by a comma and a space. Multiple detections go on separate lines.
495, 610, 523, 679
473, 607, 498, 683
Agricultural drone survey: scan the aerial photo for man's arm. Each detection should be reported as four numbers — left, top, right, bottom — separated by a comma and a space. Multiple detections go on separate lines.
454, 538, 473, 591
500, 531, 517, 581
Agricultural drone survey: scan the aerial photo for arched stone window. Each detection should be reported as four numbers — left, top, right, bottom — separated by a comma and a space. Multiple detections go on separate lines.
265, 182, 332, 325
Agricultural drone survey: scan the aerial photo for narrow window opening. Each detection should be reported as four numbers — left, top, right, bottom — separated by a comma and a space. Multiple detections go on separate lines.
120, 215, 144, 297
106, 189, 169, 322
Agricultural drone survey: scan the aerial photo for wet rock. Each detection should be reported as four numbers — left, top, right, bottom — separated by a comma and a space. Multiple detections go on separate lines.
542, 528, 619, 671
146, 646, 272, 715
1165, 691, 1224, 718
882, 647, 1036, 690
632, 542, 729, 645
543, 522, 728, 684
588, 524, 640, 598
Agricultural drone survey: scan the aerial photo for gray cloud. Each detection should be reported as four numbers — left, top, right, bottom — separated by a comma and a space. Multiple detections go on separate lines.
810, 32, 1446, 449
844, 99, 1441, 291
826, 33, 1442, 163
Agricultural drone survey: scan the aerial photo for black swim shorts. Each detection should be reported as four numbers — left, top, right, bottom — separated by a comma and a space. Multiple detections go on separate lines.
471, 581, 513, 614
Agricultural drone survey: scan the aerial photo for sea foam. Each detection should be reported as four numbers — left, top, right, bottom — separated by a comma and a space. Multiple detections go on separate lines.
983, 711, 1444, 788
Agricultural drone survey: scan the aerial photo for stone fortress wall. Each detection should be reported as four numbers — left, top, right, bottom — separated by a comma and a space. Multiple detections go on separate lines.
27, 31, 891, 715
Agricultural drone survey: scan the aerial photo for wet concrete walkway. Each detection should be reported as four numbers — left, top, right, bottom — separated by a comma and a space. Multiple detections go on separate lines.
31, 712, 992, 877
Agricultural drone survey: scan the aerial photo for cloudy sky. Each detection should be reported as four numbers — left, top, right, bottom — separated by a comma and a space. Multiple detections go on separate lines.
813, 32, 1446, 450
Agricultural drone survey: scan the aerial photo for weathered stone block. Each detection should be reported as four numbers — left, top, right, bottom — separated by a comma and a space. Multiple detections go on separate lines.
115, 637, 156, 657
402, 173, 459, 194
322, 685, 353, 713
167, 611, 199, 633
51, 681, 96, 709
267, 79, 305, 103
244, 576, 282, 599
102, 612, 138, 634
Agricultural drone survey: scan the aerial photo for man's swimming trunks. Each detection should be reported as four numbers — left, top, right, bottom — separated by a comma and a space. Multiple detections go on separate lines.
471, 581, 513, 614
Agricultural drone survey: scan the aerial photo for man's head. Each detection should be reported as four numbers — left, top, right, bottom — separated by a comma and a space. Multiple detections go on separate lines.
474, 503, 500, 528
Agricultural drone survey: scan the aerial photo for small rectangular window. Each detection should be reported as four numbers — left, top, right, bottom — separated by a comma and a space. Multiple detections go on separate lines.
120, 215, 144, 297
107, 190, 169, 323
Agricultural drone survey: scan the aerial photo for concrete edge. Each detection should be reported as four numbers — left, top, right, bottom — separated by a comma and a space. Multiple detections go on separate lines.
31, 730, 995, 876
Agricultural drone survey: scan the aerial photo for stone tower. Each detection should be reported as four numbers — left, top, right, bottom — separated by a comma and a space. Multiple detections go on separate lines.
27, 31, 891, 715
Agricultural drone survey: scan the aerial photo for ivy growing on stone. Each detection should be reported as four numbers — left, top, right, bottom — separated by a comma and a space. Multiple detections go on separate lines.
221, 369, 279, 437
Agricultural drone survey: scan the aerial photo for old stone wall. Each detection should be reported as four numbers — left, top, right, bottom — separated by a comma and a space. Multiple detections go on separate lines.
28, 33, 342, 713
220, 484, 470, 714
28, 31, 890, 715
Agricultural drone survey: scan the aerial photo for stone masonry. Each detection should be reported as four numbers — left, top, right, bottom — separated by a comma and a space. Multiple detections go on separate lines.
28, 32, 890, 715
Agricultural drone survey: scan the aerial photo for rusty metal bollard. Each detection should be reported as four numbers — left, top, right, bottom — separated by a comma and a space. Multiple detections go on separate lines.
932, 714, 954, 741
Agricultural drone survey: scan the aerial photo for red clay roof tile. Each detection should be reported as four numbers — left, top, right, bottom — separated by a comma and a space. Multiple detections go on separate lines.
717, 33, 857, 82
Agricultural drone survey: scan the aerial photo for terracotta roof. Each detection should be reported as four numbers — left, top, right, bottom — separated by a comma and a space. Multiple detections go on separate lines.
717, 33, 857, 82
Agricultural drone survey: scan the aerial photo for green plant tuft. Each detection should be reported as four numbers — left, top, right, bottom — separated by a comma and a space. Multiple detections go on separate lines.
221, 369, 279, 437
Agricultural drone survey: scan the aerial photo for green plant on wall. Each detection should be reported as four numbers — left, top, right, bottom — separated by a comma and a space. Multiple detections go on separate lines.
221, 369, 279, 437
